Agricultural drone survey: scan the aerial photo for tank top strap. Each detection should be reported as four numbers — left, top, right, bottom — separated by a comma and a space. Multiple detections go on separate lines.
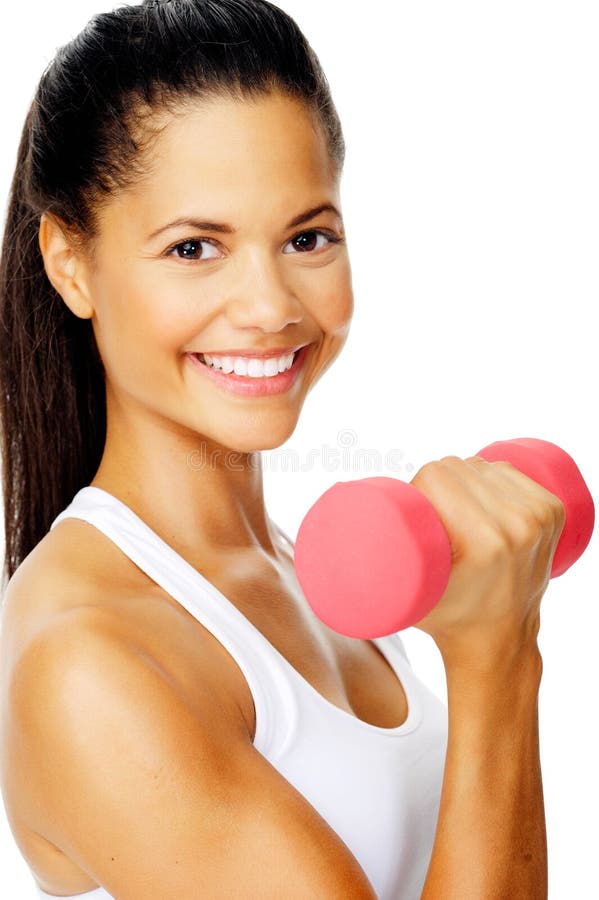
274, 522, 295, 552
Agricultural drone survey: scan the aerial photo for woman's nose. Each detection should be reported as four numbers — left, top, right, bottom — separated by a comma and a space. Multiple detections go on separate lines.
223, 250, 305, 331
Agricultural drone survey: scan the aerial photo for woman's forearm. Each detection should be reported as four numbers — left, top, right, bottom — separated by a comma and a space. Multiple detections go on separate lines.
421, 648, 546, 900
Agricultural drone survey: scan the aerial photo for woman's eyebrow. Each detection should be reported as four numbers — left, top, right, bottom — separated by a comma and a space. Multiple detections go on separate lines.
146, 203, 342, 241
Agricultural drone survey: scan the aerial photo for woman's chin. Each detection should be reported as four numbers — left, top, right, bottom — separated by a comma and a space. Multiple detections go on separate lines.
196, 415, 302, 459
231, 424, 301, 456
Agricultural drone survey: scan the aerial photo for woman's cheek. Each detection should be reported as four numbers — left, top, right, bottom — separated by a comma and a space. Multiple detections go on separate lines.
318, 270, 354, 335
138, 277, 210, 351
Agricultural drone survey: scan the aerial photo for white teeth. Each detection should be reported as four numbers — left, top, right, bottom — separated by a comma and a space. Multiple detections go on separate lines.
261, 357, 280, 377
281, 354, 295, 372
246, 357, 270, 377
202, 351, 296, 377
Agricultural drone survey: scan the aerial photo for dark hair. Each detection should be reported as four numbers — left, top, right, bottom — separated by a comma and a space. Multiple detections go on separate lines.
0, 0, 345, 593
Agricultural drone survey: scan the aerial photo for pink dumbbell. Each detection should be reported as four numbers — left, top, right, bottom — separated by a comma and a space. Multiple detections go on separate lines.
293, 438, 595, 639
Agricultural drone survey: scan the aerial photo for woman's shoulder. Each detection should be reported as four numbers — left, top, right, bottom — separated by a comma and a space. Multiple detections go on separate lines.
3, 519, 106, 645
1, 514, 251, 729
12, 513, 155, 605
1, 517, 142, 660
0, 514, 252, 770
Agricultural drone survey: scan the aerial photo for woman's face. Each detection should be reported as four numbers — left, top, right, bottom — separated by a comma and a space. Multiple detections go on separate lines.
82, 90, 353, 454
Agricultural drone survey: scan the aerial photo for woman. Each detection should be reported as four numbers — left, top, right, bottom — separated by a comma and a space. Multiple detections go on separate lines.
0, 1, 563, 898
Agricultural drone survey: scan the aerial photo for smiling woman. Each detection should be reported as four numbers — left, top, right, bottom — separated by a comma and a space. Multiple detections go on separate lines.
0, 2, 562, 899
0, 2, 448, 899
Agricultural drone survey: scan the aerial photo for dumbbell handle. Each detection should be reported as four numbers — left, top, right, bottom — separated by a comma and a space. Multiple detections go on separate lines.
293, 437, 595, 639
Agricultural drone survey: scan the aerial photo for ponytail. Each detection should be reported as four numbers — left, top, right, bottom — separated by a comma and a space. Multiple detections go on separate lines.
0, 107, 106, 593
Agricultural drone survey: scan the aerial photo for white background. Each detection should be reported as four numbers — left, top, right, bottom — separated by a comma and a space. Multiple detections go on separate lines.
1, 1, 597, 897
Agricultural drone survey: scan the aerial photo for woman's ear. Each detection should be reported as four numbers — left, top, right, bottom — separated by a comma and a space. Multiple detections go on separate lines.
38, 212, 94, 320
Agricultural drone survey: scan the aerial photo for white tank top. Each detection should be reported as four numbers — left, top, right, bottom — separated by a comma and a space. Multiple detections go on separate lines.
32, 485, 448, 900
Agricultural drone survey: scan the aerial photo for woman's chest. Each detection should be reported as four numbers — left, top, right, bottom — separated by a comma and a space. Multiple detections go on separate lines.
139, 561, 410, 741
15, 522, 410, 742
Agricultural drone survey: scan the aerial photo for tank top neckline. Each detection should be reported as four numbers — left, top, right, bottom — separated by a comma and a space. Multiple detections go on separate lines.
56, 484, 422, 738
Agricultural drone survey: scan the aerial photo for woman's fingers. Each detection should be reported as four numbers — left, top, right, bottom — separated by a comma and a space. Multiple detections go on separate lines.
465, 456, 567, 551
409, 454, 563, 660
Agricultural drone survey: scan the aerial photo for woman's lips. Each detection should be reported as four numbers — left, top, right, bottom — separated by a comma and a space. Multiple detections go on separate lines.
193, 344, 306, 359
185, 343, 311, 398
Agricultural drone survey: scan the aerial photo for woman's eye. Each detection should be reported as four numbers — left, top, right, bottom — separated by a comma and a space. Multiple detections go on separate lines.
164, 229, 343, 263
165, 238, 222, 262
283, 229, 343, 254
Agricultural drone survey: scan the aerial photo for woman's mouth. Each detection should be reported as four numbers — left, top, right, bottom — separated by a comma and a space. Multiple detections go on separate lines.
185, 344, 311, 398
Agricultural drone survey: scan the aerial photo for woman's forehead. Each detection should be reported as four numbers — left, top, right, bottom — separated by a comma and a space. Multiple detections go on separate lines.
147, 92, 326, 162
98, 95, 336, 236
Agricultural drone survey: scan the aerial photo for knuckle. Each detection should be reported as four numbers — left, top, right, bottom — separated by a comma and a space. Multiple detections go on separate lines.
531, 494, 562, 530
465, 454, 490, 464
503, 506, 543, 546
542, 497, 566, 543
531, 485, 566, 534
471, 520, 510, 562
413, 458, 448, 482
552, 496, 567, 528
437, 455, 464, 468
492, 460, 518, 473
412, 461, 434, 484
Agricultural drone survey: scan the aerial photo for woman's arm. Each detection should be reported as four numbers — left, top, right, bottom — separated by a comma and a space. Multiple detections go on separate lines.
408, 453, 564, 899
7, 607, 379, 900
421, 648, 545, 899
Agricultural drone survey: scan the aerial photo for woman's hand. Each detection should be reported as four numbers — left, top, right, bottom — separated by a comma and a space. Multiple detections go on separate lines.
410, 455, 566, 671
